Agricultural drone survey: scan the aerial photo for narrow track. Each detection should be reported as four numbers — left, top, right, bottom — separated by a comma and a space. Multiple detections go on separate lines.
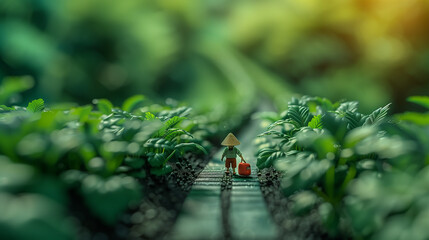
168, 113, 278, 240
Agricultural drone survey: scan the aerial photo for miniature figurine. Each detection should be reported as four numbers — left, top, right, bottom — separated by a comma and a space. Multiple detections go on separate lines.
221, 133, 246, 174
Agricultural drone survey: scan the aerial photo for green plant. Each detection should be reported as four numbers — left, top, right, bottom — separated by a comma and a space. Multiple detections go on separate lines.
0, 76, 34, 105
0, 94, 209, 238
395, 96, 429, 126
256, 96, 409, 237
344, 96, 429, 240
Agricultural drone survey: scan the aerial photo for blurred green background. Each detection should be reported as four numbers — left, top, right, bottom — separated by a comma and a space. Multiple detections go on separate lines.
1, 0, 429, 114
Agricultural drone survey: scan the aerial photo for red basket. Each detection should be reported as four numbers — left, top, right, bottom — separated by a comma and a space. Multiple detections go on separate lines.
238, 162, 251, 176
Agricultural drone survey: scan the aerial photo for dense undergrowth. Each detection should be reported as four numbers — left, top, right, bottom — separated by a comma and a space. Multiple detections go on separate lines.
0, 89, 215, 239
2, 74, 429, 239
256, 96, 429, 239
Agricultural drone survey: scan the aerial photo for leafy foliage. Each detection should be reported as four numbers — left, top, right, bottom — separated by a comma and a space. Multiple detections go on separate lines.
256, 96, 393, 169
255, 96, 429, 238
80, 174, 142, 225
0, 95, 209, 238
364, 103, 391, 126
26, 98, 44, 113
335, 101, 359, 116
407, 96, 429, 110
308, 115, 322, 129
396, 96, 429, 126
0, 76, 34, 105
285, 105, 311, 128
122, 95, 145, 113
93, 99, 113, 115
344, 112, 366, 130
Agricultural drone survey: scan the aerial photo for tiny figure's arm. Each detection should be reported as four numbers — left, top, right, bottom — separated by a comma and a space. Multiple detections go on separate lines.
221, 148, 226, 161
236, 148, 245, 163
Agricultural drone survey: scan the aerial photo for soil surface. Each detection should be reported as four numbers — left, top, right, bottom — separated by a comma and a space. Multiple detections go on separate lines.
258, 167, 329, 240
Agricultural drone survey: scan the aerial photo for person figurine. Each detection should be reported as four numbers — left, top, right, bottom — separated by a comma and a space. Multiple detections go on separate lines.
221, 133, 246, 174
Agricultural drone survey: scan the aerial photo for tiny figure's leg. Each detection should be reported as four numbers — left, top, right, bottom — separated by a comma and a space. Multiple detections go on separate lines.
232, 158, 237, 174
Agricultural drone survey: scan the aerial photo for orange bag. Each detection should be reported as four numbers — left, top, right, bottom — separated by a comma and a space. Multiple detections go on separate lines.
238, 162, 251, 176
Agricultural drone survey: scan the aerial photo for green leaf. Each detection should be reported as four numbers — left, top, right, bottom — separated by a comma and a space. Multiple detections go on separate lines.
70, 105, 93, 123
145, 112, 156, 120
308, 96, 338, 112
175, 142, 208, 155
265, 151, 286, 168
0, 157, 36, 191
258, 130, 288, 138
93, 99, 113, 115
103, 141, 128, 153
345, 112, 367, 130
132, 119, 163, 143
338, 166, 356, 195
157, 107, 192, 121
287, 96, 310, 107
256, 148, 278, 169
325, 166, 335, 199
395, 112, 429, 125
336, 101, 359, 116
122, 95, 145, 112
128, 170, 147, 179
148, 153, 166, 167
0, 76, 34, 104
267, 120, 292, 130
344, 126, 377, 148
81, 175, 141, 225
364, 103, 391, 126
296, 130, 336, 159
291, 191, 318, 215
163, 128, 193, 141
308, 115, 323, 129
87, 157, 106, 174
285, 105, 311, 128
144, 138, 174, 149
407, 96, 429, 110
0, 105, 15, 112
155, 116, 186, 137
253, 111, 280, 122
321, 113, 348, 142
27, 99, 44, 113
276, 152, 331, 195
0, 192, 75, 240
124, 157, 145, 169
150, 164, 173, 176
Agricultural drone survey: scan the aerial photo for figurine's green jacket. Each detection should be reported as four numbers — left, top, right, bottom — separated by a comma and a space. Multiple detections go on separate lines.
222, 147, 242, 159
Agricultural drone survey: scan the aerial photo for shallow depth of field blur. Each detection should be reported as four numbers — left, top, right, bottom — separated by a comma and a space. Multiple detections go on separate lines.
1, 0, 429, 113
2, 2, 429, 240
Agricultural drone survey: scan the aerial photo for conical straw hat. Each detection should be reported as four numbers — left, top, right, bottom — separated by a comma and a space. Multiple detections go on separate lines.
221, 133, 240, 146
